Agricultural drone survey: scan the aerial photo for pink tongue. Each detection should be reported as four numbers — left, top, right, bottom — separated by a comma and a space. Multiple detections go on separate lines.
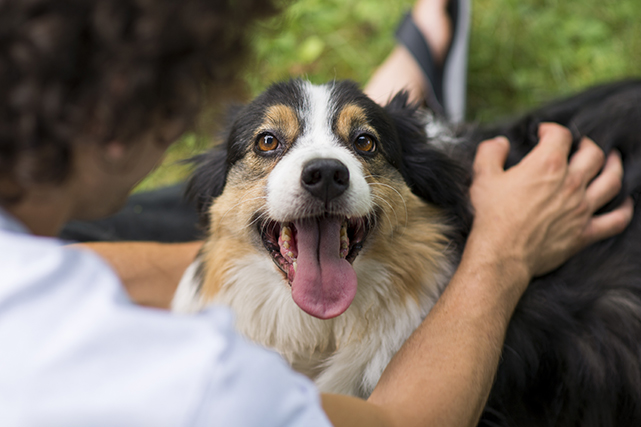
291, 217, 357, 319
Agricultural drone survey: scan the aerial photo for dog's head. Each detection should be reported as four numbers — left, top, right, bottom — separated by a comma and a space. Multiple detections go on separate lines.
188, 80, 470, 319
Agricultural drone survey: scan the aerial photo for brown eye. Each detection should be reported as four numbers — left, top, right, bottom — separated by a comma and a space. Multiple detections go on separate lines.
354, 134, 376, 153
256, 134, 279, 152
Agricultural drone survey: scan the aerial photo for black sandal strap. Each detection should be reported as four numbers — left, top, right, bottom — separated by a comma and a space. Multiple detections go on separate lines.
395, 12, 445, 115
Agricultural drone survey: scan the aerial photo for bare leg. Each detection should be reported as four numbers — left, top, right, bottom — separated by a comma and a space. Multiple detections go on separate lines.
364, 0, 452, 105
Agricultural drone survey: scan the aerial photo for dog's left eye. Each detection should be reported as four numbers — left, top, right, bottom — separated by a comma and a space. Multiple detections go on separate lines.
353, 134, 376, 153
256, 133, 280, 153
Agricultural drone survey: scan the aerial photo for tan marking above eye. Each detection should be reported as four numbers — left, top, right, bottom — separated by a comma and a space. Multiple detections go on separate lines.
256, 134, 279, 152
336, 104, 368, 142
259, 105, 300, 143
336, 104, 380, 151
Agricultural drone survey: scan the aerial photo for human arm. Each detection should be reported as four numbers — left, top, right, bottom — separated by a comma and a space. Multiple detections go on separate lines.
321, 123, 634, 427
71, 241, 203, 308
321, 245, 533, 427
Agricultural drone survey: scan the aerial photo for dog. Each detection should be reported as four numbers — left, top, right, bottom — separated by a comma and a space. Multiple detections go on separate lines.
173, 78, 641, 426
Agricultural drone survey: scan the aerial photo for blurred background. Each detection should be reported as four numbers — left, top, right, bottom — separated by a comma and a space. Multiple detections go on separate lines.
138, 0, 641, 191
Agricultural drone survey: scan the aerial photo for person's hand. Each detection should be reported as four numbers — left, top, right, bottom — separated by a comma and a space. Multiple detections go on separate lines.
468, 122, 633, 279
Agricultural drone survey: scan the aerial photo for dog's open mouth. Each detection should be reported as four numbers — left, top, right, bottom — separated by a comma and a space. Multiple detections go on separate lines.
260, 215, 369, 319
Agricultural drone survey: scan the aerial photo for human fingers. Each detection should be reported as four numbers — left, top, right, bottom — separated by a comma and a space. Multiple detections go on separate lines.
532, 122, 574, 163
473, 136, 510, 176
582, 197, 634, 246
567, 137, 606, 187
585, 150, 624, 211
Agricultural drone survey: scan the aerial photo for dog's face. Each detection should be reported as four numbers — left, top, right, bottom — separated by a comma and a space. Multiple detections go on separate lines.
189, 80, 470, 320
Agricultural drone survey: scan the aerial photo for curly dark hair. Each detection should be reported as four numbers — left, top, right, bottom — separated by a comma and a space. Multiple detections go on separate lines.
0, 0, 279, 200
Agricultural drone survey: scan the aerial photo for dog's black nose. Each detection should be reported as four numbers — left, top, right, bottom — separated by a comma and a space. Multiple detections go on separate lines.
301, 158, 350, 203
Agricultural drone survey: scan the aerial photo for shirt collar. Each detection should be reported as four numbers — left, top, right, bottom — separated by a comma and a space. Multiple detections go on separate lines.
0, 206, 30, 234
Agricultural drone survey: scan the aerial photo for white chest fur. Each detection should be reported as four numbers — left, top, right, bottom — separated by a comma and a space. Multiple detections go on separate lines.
173, 251, 453, 397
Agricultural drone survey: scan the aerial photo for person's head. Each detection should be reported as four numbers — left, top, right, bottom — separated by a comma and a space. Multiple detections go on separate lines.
0, 0, 279, 228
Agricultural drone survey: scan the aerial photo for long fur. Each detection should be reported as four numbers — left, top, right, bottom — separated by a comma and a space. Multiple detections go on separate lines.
176, 79, 641, 426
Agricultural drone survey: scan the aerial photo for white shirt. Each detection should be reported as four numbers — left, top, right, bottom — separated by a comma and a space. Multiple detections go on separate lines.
0, 209, 332, 427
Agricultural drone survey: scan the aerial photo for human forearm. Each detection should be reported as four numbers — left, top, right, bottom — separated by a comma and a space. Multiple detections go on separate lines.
366, 234, 529, 427
71, 241, 203, 308
322, 240, 528, 427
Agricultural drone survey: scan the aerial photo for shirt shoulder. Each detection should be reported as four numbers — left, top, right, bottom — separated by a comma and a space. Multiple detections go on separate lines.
192, 308, 332, 427
0, 230, 331, 427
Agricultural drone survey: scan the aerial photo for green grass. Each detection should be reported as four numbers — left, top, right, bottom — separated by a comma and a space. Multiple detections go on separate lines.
137, 0, 641, 191
135, 133, 207, 192
468, 0, 641, 121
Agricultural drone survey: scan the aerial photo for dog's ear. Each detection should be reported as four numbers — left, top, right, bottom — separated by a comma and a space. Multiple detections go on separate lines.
184, 104, 244, 225
184, 147, 228, 225
383, 91, 473, 236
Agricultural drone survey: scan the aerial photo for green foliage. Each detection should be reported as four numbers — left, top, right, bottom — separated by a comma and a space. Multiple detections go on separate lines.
135, 133, 206, 192
468, 0, 641, 121
140, 0, 641, 190
244, 0, 413, 93
247, 0, 641, 121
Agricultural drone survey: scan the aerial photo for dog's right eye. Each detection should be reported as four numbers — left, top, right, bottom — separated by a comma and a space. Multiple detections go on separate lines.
353, 134, 376, 154
256, 134, 280, 153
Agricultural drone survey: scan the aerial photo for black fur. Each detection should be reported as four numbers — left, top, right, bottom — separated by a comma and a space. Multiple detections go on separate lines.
388, 80, 641, 427
185, 148, 227, 225
188, 79, 641, 426
470, 81, 641, 427
383, 92, 472, 244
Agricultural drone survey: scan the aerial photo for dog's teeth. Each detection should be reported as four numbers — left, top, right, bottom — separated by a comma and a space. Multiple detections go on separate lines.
287, 251, 294, 258
282, 241, 290, 250
293, 261, 297, 272
281, 225, 292, 241
339, 221, 349, 258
